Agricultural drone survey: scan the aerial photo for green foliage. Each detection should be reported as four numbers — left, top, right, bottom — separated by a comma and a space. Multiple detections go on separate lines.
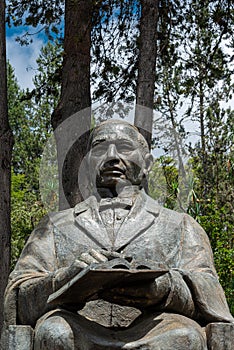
11, 172, 46, 268
187, 107, 234, 314
149, 153, 234, 315
8, 62, 47, 266
188, 137, 234, 314
149, 157, 179, 209
30, 40, 62, 106
153, 0, 234, 315
11, 172, 27, 201
189, 197, 234, 315
8, 63, 50, 191
8, 41, 61, 265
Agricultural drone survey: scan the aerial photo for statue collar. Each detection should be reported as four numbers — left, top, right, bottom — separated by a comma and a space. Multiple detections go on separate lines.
74, 188, 160, 216
98, 186, 140, 210
73, 189, 161, 251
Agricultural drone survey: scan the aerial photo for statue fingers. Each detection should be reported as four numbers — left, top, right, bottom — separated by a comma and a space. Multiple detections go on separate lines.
99, 250, 124, 260
73, 259, 88, 269
79, 252, 99, 265
89, 249, 108, 262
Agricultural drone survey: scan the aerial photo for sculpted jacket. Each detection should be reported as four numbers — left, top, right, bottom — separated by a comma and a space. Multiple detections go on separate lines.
4, 190, 233, 328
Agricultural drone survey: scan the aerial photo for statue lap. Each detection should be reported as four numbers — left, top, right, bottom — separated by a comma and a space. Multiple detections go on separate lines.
34, 310, 207, 350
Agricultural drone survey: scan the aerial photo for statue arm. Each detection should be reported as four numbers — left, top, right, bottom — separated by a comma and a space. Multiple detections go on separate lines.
104, 213, 233, 322
155, 269, 195, 317
100, 268, 195, 317
4, 215, 58, 327
6, 213, 123, 327
124, 212, 233, 321
177, 214, 234, 323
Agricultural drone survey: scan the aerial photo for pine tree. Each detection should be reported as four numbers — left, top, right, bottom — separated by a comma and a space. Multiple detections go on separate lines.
0, 0, 13, 333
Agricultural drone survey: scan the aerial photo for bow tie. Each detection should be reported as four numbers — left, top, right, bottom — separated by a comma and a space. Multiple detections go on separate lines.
99, 197, 133, 211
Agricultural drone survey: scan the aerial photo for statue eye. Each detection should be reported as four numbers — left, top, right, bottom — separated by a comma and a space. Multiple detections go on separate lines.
117, 142, 134, 153
91, 144, 107, 155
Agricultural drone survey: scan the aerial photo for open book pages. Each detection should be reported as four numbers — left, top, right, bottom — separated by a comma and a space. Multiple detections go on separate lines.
48, 258, 168, 306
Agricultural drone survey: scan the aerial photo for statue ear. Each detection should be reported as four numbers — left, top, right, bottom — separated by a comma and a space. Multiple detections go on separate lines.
143, 153, 153, 175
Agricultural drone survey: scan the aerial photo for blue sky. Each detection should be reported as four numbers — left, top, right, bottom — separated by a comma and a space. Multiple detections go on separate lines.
6, 17, 234, 148
6, 25, 48, 90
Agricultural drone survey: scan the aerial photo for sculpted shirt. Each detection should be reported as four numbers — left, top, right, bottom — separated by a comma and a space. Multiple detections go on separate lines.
4, 189, 234, 328
99, 195, 133, 247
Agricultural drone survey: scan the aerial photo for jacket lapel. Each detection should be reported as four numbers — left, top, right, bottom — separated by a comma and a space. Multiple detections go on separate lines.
73, 191, 161, 251
74, 196, 113, 249
114, 191, 161, 251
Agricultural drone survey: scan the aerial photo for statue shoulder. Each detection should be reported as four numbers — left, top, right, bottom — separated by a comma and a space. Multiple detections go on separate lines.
182, 212, 205, 232
145, 193, 198, 227
145, 194, 184, 219
48, 207, 75, 225
29, 207, 75, 239
144, 193, 162, 214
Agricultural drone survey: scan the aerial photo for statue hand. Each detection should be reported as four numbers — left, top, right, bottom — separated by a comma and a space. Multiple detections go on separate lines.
53, 250, 108, 288
76, 249, 127, 267
100, 273, 171, 308
53, 250, 127, 291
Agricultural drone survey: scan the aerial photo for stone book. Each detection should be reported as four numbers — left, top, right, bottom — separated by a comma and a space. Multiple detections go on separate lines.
47, 258, 168, 306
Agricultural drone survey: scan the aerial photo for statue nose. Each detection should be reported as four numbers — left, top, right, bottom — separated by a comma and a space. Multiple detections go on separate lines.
106, 144, 119, 160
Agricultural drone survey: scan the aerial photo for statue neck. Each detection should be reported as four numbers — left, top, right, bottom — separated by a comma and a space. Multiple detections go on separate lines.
97, 185, 141, 199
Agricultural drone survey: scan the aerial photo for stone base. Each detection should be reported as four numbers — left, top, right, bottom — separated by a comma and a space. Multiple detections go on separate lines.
1, 325, 33, 350
206, 322, 234, 350
1, 322, 233, 349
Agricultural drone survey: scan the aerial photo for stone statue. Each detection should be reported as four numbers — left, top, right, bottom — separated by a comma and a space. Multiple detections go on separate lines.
3, 120, 234, 349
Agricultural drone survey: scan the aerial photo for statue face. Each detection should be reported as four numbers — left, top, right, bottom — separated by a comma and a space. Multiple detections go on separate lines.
88, 122, 152, 191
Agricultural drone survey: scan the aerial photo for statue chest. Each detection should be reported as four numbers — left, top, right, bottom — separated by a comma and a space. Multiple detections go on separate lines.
53, 218, 182, 269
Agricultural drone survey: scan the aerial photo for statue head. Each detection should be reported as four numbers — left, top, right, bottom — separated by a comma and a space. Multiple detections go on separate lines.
87, 120, 153, 196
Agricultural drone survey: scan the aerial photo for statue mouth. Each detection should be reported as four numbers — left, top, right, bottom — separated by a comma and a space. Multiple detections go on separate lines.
101, 166, 126, 178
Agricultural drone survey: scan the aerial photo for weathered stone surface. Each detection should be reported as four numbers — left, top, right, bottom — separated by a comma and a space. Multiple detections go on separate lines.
206, 322, 234, 350
2, 325, 33, 350
78, 299, 141, 327
3, 120, 234, 349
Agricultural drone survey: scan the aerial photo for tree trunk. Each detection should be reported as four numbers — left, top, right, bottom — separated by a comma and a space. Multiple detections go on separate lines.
52, 0, 92, 209
199, 69, 208, 197
0, 0, 13, 335
134, 0, 158, 149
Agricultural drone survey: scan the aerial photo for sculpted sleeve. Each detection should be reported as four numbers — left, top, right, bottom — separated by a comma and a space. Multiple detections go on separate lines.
179, 214, 233, 324
4, 214, 57, 327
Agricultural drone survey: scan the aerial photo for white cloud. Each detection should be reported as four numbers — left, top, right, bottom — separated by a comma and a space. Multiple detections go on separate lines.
6, 35, 44, 90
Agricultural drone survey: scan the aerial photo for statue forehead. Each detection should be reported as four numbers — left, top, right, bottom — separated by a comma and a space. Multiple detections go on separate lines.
92, 122, 144, 145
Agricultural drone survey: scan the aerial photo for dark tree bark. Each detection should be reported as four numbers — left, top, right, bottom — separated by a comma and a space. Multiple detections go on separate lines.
52, 0, 92, 209
134, 0, 158, 149
0, 0, 13, 335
